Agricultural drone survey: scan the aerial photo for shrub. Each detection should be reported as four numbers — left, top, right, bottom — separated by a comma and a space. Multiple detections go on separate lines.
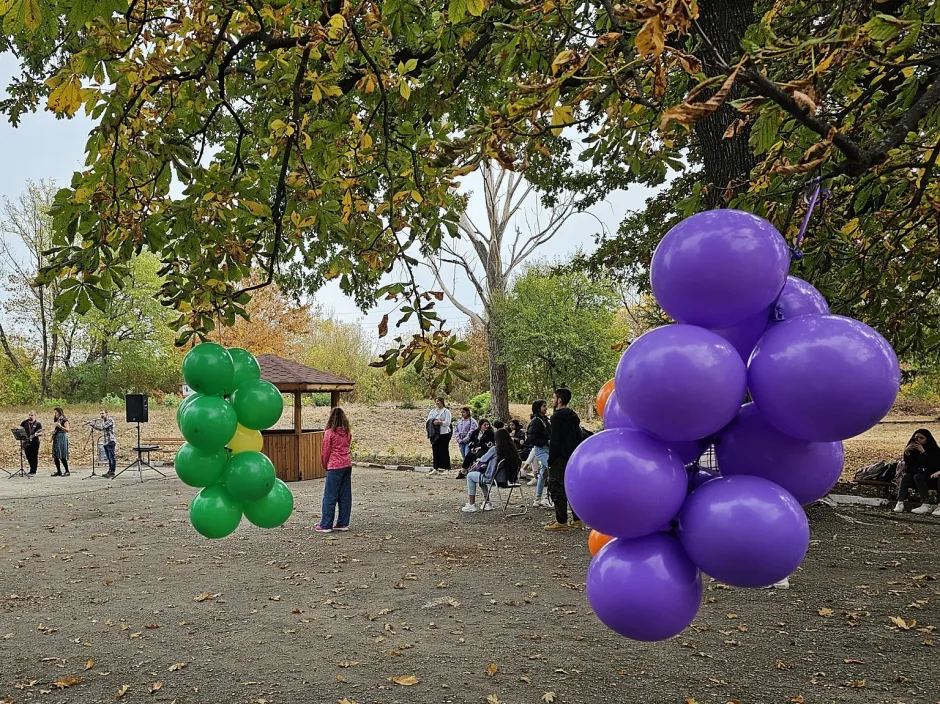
40, 397, 67, 408
101, 394, 124, 409
162, 393, 182, 408
399, 399, 418, 409
468, 392, 491, 417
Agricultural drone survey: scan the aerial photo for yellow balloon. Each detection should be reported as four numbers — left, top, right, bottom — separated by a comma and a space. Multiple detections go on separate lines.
228, 424, 263, 454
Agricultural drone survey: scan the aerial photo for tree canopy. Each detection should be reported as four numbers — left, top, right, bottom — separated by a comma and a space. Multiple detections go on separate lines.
2, 0, 938, 368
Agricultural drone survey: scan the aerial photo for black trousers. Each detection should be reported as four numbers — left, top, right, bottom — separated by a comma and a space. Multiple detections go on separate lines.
549, 457, 579, 524
431, 435, 452, 470
24, 443, 39, 474
898, 471, 931, 503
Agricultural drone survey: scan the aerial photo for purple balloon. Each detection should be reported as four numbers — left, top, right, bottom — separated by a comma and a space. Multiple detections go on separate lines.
651, 209, 790, 328
565, 429, 687, 539
677, 475, 810, 588
748, 315, 900, 442
710, 307, 771, 364
603, 393, 634, 429
615, 325, 746, 442
587, 533, 703, 641
688, 467, 719, 493
716, 404, 844, 505
771, 276, 829, 325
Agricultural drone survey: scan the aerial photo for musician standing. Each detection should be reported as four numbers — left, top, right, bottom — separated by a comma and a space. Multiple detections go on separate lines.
91, 409, 116, 478
51, 406, 71, 477
19, 410, 42, 477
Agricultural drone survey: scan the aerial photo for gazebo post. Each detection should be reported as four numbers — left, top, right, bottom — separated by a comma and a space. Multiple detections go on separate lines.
294, 390, 303, 481
330, 391, 339, 408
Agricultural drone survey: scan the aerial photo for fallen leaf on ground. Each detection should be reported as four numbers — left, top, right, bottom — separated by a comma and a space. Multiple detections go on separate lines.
790, 698, 805, 704
85, 659, 95, 671
775, 659, 789, 670
486, 696, 503, 704
818, 608, 833, 617
168, 663, 186, 671
845, 680, 865, 688
115, 684, 129, 699
269, 595, 281, 601
55, 676, 82, 689
339, 699, 358, 704
149, 681, 162, 693
486, 663, 498, 677
843, 658, 865, 664
542, 692, 557, 702
193, 592, 219, 602
338, 661, 360, 668
390, 675, 420, 686
14, 680, 38, 689
890, 616, 916, 630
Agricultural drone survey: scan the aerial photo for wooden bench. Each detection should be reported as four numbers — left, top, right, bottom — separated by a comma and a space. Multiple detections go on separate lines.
145, 437, 185, 461
854, 479, 896, 497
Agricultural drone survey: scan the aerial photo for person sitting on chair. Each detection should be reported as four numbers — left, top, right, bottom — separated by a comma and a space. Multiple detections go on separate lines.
19, 410, 42, 477
460, 428, 521, 513
92, 409, 117, 478
459, 419, 494, 477
894, 428, 940, 516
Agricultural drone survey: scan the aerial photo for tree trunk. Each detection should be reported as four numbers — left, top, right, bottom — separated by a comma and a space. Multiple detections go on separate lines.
484, 321, 510, 422
694, 0, 759, 208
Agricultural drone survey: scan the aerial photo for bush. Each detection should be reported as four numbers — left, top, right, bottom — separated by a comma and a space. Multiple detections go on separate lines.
162, 393, 182, 408
399, 399, 418, 409
40, 397, 67, 408
101, 394, 124, 409
468, 392, 491, 417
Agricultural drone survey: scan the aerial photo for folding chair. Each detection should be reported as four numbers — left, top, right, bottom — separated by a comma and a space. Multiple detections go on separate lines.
481, 460, 528, 517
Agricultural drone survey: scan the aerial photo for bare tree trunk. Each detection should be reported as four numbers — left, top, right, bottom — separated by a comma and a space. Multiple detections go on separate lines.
485, 320, 510, 421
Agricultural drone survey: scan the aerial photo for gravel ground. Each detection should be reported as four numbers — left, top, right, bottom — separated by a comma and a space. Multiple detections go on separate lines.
1, 469, 939, 704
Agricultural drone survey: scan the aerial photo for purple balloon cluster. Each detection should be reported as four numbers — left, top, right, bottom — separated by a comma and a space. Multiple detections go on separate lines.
570, 209, 901, 642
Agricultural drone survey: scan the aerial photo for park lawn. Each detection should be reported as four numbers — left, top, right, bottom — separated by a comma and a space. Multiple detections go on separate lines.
0, 402, 935, 480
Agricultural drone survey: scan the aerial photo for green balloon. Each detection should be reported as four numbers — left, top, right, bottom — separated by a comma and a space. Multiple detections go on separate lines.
229, 348, 262, 390
176, 392, 203, 428
182, 343, 234, 397
190, 484, 243, 539
175, 443, 228, 488
225, 451, 276, 502
230, 379, 283, 430
179, 395, 238, 450
243, 479, 294, 529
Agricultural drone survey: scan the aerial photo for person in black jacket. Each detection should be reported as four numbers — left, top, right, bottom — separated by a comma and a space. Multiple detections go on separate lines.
894, 428, 940, 516
545, 388, 583, 531
19, 411, 42, 476
523, 400, 552, 506
458, 419, 494, 476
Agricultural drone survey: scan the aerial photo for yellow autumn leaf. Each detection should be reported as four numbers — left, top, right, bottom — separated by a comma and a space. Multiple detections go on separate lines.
486, 663, 498, 677
635, 14, 665, 57
20, 0, 41, 31
390, 675, 420, 686
541, 693, 557, 703
890, 615, 915, 630
551, 49, 576, 74
115, 684, 129, 699
48, 76, 83, 117
243, 201, 268, 217
194, 592, 219, 602
818, 608, 834, 617
84, 658, 95, 671
467, 0, 485, 16
841, 217, 860, 237
400, 80, 412, 100
550, 105, 574, 136
486, 696, 503, 704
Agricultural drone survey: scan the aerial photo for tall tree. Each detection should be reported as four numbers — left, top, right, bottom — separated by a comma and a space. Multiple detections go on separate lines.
0, 180, 74, 400
494, 264, 626, 407
426, 161, 579, 419
2, 0, 939, 367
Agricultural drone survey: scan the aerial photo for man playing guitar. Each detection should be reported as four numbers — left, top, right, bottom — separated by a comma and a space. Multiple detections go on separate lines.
20, 411, 42, 476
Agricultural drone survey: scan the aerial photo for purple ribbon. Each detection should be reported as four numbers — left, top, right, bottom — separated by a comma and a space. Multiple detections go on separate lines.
792, 177, 829, 260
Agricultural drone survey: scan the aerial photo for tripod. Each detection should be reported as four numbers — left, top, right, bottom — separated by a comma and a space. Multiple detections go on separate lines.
5, 429, 29, 478
112, 422, 166, 482
81, 423, 104, 480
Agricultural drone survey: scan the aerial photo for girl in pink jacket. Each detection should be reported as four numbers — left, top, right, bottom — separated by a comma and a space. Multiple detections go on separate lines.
316, 407, 354, 533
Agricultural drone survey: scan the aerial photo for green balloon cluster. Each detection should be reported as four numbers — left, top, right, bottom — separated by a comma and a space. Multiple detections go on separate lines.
177, 345, 293, 539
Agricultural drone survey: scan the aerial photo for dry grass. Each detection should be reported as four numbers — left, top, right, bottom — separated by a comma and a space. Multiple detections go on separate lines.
0, 401, 934, 479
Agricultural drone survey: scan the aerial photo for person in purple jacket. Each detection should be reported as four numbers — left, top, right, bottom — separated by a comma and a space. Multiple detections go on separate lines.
454, 407, 478, 460
316, 407, 353, 534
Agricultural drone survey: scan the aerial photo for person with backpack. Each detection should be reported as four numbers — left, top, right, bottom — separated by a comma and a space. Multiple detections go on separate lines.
544, 387, 585, 531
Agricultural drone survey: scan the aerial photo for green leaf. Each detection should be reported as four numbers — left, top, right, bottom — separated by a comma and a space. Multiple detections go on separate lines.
448, 0, 467, 23
467, 0, 484, 17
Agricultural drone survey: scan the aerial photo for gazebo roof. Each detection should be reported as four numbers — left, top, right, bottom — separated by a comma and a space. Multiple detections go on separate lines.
257, 354, 355, 393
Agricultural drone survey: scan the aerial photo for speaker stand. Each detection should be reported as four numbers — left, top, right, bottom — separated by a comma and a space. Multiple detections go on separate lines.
111, 422, 166, 483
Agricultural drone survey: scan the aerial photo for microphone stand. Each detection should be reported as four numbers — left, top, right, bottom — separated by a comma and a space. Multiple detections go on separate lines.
81, 421, 103, 480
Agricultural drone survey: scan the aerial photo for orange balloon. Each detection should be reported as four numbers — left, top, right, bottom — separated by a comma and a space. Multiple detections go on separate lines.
595, 379, 616, 418
588, 529, 614, 556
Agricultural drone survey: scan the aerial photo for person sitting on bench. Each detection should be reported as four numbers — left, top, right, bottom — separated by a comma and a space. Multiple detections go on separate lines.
894, 428, 940, 516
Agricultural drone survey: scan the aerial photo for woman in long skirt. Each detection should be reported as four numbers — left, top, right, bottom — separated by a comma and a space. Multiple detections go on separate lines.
51, 406, 71, 477
426, 397, 453, 473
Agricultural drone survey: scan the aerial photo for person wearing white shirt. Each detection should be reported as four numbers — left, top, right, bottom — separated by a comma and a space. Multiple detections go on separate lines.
426, 397, 453, 473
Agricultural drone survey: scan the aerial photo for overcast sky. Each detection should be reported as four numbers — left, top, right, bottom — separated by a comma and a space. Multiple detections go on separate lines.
0, 52, 658, 337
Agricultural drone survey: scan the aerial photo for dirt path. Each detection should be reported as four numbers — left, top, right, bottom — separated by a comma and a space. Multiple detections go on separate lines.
1, 470, 938, 704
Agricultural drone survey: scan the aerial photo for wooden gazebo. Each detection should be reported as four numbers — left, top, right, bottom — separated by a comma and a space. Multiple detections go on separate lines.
257, 354, 355, 482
